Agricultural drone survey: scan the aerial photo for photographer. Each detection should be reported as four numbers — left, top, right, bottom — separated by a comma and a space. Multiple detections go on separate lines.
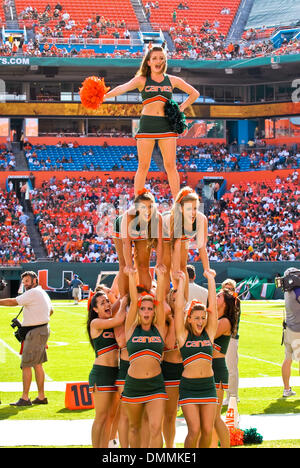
0, 271, 53, 406
280, 268, 300, 398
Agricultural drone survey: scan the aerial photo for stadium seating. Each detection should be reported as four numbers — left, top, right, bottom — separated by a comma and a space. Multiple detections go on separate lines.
25, 144, 160, 171
142, 0, 241, 35
16, 0, 140, 33
2, 169, 299, 265
176, 144, 300, 172
24, 142, 300, 172
0, 146, 16, 171
0, 188, 35, 265
27, 173, 299, 264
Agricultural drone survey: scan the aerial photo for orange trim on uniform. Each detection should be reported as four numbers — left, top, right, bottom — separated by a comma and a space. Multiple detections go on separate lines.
96, 344, 118, 357
89, 385, 118, 392
129, 349, 162, 362
213, 343, 222, 352
179, 397, 218, 405
142, 96, 168, 106
183, 353, 212, 367
164, 380, 181, 387
215, 382, 229, 390
115, 380, 126, 386
121, 393, 168, 403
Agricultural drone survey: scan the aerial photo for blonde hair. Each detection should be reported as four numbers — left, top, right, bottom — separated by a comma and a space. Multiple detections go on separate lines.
132, 190, 159, 248
136, 45, 167, 77
184, 303, 207, 334
170, 187, 199, 244
221, 278, 236, 289
136, 296, 157, 326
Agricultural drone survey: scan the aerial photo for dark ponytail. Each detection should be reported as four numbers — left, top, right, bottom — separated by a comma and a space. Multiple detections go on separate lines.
86, 291, 107, 347
222, 289, 241, 337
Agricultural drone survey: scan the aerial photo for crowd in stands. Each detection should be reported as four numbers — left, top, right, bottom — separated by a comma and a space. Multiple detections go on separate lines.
0, 143, 16, 171
20, 170, 299, 265
22, 139, 300, 173
0, 188, 35, 265
1, 165, 299, 265
0, 2, 299, 60
167, 19, 300, 60
176, 142, 300, 172
201, 171, 300, 263
18, 3, 130, 40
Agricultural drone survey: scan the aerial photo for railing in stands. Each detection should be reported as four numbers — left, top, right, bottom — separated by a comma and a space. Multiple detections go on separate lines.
37, 37, 142, 46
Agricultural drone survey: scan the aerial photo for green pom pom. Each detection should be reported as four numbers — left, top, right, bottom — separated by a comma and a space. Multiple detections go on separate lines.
243, 428, 263, 445
164, 99, 187, 134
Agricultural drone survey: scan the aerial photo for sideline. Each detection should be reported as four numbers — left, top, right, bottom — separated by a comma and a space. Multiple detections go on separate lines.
0, 414, 300, 446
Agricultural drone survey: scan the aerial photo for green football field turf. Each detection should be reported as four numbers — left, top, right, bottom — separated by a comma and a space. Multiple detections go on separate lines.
2, 299, 299, 383
1, 299, 299, 447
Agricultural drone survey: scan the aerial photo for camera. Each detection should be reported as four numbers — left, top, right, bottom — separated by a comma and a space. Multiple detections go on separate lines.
11, 316, 25, 343
0, 278, 7, 291
11, 317, 22, 330
275, 269, 300, 292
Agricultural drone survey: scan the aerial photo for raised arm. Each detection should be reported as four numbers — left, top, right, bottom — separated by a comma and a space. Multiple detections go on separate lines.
155, 214, 166, 275
121, 213, 136, 274
171, 238, 182, 280
90, 300, 126, 333
204, 270, 218, 341
155, 267, 167, 334
197, 212, 214, 275
104, 75, 145, 100
125, 269, 138, 339
164, 312, 176, 350
174, 271, 187, 348
113, 295, 129, 348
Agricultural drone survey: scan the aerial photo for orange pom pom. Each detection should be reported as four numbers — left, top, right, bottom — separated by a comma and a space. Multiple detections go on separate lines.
79, 76, 110, 110
229, 427, 244, 446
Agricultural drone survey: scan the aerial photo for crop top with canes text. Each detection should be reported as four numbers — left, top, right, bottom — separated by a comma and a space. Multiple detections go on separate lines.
179, 328, 213, 368
127, 324, 164, 363
92, 329, 118, 358
141, 75, 173, 106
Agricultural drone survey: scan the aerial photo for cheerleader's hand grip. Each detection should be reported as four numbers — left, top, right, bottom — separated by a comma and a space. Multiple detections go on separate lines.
79, 76, 110, 110
164, 99, 187, 134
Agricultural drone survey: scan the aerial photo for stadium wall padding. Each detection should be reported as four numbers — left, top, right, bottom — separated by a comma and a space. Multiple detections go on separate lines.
1, 261, 299, 299
1, 168, 299, 190
0, 136, 226, 147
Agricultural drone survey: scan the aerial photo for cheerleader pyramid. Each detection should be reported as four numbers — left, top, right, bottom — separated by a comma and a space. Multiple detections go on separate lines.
87, 187, 240, 449
82, 45, 240, 449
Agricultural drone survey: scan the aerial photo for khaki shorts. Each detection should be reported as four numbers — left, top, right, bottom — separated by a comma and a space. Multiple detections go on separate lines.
72, 288, 81, 299
21, 324, 50, 369
283, 327, 300, 361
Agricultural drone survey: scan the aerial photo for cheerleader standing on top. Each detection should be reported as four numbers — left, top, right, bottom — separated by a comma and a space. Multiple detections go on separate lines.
103, 44, 199, 199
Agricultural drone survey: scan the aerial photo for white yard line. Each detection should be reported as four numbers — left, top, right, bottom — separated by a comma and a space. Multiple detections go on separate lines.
240, 353, 299, 371
240, 319, 282, 328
